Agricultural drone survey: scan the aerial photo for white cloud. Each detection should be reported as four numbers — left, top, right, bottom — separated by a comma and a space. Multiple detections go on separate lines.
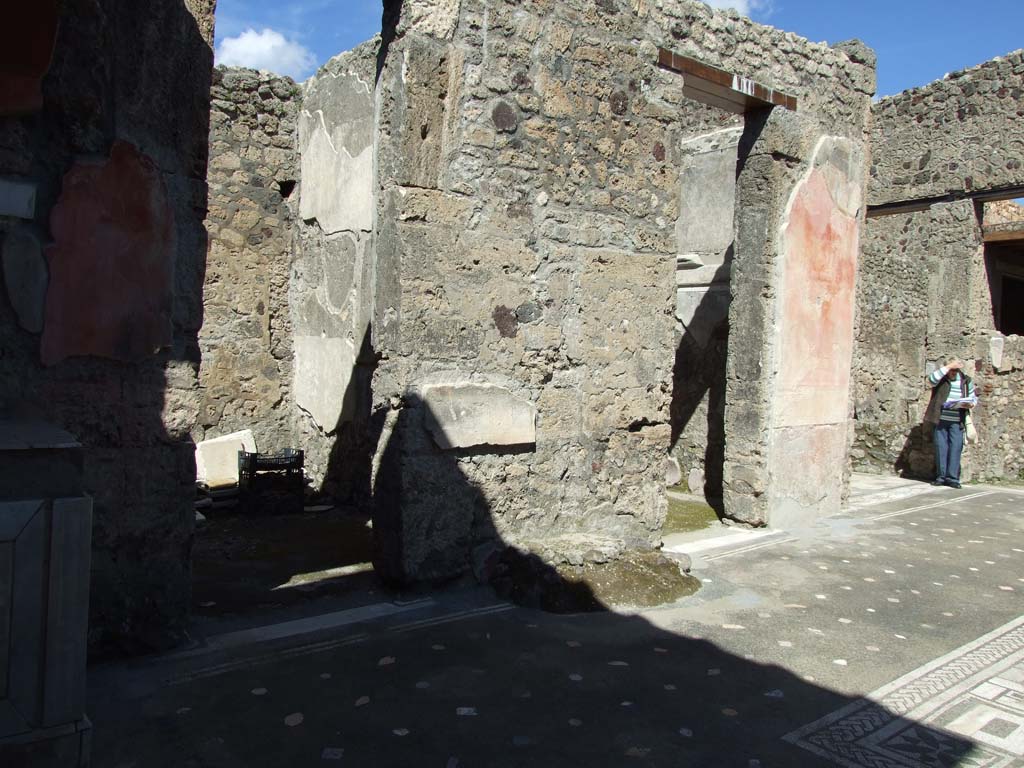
215, 28, 317, 80
703, 0, 771, 17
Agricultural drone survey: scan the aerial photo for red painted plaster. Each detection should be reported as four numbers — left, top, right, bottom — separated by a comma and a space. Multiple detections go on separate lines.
41, 141, 176, 366
776, 166, 859, 427
0, 3, 59, 115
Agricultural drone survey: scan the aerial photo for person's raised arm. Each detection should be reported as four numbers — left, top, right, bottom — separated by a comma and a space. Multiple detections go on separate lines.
928, 358, 961, 385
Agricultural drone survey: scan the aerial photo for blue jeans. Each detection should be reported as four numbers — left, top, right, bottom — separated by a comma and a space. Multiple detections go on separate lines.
934, 421, 964, 484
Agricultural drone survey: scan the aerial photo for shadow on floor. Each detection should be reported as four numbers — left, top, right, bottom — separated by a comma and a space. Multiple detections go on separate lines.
191, 506, 384, 619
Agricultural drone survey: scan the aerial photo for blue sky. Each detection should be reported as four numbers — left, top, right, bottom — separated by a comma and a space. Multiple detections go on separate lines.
214, 0, 1024, 98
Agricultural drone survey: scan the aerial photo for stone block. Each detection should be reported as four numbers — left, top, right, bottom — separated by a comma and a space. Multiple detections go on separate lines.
422, 384, 536, 450
195, 430, 256, 488
990, 335, 1005, 371
293, 336, 358, 433
400, 0, 462, 40
687, 467, 704, 494
664, 456, 681, 486
2, 228, 47, 332
0, 178, 37, 219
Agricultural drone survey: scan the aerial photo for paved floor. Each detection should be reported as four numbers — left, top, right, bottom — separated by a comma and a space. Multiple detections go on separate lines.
88, 479, 1024, 767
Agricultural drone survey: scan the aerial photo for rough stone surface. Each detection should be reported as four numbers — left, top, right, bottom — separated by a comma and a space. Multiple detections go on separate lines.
870, 50, 1024, 206
367, 0, 873, 578
671, 127, 741, 499
41, 141, 176, 366
199, 67, 300, 455
422, 384, 537, 449
854, 200, 1024, 482
1, 227, 47, 333
723, 106, 869, 528
0, 0, 216, 655
290, 43, 381, 496
854, 56, 1024, 484
985, 199, 1024, 225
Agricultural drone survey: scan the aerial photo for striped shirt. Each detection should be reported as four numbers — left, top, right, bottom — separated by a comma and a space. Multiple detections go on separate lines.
927, 367, 978, 423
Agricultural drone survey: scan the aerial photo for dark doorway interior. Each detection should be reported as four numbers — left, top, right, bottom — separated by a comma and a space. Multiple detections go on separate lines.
985, 239, 1024, 335
999, 274, 1024, 335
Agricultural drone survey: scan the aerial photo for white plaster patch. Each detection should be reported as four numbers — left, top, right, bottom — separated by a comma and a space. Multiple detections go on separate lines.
293, 335, 357, 432
422, 383, 537, 449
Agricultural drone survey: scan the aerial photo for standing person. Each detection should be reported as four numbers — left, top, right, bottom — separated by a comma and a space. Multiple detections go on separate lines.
923, 359, 978, 489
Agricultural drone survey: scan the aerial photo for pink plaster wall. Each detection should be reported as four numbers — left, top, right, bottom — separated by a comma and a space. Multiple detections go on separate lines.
775, 163, 859, 428
41, 141, 176, 366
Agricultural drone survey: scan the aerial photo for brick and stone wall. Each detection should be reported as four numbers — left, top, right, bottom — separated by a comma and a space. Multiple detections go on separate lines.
853, 201, 986, 476
854, 51, 1024, 482
199, 68, 301, 454
985, 199, 1024, 225
357, 0, 873, 577
200, 0, 873, 591
870, 50, 1024, 206
0, 0, 215, 654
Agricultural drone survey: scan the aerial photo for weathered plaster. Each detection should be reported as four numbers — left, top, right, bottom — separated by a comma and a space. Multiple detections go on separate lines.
299, 66, 375, 236
41, 141, 175, 366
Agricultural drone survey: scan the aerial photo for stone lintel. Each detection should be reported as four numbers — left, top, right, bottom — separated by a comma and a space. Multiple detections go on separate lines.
657, 48, 798, 113
867, 185, 1024, 219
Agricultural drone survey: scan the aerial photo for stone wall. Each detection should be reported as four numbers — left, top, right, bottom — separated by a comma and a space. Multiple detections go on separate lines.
853, 201, 986, 476
357, 0, 873, 578
0, 0, 215, 654
671, 125, 741, 498
291, 42, 381, 498
870, 50, 1024, 206
969, 334, 1024, 480
199, 68, 301, 454
985, 199, 1024, 225
853, 200, 1024, 480
854, 51, 1024, 482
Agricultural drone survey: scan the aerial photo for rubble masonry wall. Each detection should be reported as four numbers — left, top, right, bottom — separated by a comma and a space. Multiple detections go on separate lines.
854, 51, 1024, 481
869, 50, 1024, 206
356, 0, 874, 578
0, 0, 216, 654
199, 68, 302, 457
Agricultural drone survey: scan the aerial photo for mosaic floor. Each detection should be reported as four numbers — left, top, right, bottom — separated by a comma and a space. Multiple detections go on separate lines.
786, 615, 1024, 767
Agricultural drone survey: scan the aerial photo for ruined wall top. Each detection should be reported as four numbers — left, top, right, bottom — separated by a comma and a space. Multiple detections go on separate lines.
870, 49, 1024, 206
986, 198, 1024, 225
386, 0, 876, 137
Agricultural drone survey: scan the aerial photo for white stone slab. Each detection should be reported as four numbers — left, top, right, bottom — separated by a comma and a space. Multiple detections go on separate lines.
422, 384, 536, 450
0, 179, 36, 220
990, 335, 1005, 370
195, 430, 256, 488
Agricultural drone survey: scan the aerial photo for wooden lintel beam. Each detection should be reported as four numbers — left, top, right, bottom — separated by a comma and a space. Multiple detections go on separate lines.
983, 223, 1024, 243
868, 185, 1024, 219
657, 47, 798, 113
